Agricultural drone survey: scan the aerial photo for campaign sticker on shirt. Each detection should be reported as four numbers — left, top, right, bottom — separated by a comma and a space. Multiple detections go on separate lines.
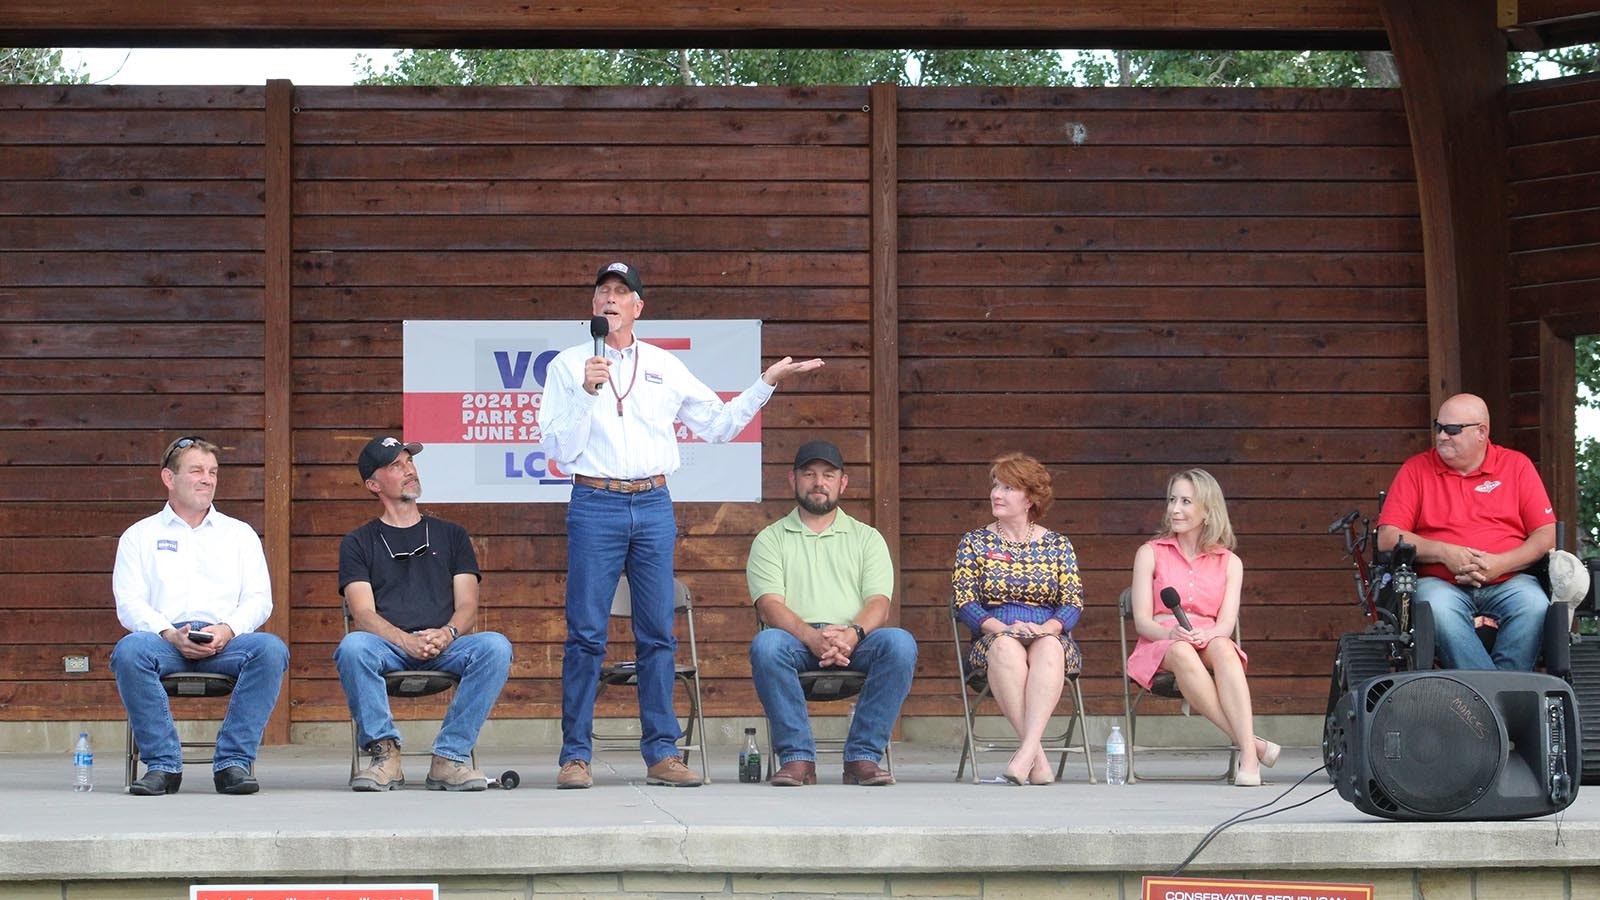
985, 550, 1014, 562
156, 539, 179, 552
644, 370, 663, 384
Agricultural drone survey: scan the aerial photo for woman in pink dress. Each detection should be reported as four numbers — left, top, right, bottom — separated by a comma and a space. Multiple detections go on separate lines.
1125, 468, 1279, 786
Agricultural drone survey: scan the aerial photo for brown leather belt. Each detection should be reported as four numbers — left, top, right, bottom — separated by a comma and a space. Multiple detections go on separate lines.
572, 474, 667, 494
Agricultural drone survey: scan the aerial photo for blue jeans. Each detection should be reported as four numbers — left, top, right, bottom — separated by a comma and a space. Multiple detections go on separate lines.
1416, 573, 1547, 670
749, 626, 918, 765
110, 628, 289, 773
561, 484, 682, 767
334, 630, 512, 762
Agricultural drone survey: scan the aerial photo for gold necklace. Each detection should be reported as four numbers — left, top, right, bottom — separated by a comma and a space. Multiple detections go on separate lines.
995, 522, 1032, 543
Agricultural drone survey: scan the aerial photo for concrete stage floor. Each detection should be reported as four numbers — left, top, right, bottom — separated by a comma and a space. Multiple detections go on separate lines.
2, 741, 1594, 887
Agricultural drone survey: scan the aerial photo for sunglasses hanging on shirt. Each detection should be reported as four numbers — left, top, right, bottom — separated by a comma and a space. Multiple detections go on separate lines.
379, 521, 430, 559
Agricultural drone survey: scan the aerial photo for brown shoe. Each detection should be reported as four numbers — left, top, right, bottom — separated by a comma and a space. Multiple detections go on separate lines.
425, 755, 488, 792
769, 759, 817, 787
350, 738, 404, 792
557, 759, 593, 790
843, 759, 895, 786
644, 756, 703, 787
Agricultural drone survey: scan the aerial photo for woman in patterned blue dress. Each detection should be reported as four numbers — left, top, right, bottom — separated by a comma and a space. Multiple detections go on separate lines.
951, 453, 1084, 785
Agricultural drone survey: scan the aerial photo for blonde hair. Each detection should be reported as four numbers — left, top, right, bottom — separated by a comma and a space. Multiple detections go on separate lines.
1157, 468, 1236, 551
990, 452, 1054, 521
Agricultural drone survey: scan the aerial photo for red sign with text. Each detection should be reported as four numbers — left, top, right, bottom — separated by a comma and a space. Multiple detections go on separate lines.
1141, 876, 1373, 900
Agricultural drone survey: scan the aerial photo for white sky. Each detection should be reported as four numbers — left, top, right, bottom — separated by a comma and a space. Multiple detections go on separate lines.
64, 48, 393, 85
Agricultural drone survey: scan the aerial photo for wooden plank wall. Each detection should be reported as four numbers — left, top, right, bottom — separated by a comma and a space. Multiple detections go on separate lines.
284, 86, 875, 722
0, 86, 268, 720
893, 88, 1427, 716
0, 83, 1426, 727
1508, 74, 1600, 474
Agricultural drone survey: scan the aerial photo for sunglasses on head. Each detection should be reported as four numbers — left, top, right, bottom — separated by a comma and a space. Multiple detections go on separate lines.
380, 521, 430, 560
1433, 420, 1481, 436
162, 436, 204, 468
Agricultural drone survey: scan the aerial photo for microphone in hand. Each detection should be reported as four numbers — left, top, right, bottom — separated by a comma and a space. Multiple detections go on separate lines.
589, 316, 610, 391
1159, 587, 1194, 632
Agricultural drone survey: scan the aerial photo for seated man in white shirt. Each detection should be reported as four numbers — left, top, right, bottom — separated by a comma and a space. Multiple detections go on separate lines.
111, 436, 290, 796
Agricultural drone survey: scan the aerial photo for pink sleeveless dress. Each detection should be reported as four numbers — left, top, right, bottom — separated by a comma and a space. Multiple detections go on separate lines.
1124, 537, 1248, 690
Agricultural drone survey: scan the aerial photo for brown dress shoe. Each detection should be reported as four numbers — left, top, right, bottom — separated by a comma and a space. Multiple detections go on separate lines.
645, 756, 703, 787
842, 759, 895, 786
769, 759, 817, 787
557, 759, 593, 790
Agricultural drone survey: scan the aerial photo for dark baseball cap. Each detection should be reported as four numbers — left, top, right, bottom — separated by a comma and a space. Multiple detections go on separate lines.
595, 261, 643, 297
793, 440, 845, 470
358, 435, 423, 481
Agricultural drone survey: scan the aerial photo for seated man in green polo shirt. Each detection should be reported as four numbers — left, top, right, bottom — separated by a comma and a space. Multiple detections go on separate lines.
746, 439, 918, 787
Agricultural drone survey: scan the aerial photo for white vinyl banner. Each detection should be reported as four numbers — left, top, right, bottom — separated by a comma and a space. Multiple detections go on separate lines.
402, 319, 763, 503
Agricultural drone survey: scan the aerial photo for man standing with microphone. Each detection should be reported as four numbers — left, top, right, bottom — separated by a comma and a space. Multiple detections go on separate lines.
538, 261, 823, 788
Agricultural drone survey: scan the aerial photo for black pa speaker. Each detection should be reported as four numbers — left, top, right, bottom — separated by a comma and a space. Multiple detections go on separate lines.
1327, 670, 1579, 820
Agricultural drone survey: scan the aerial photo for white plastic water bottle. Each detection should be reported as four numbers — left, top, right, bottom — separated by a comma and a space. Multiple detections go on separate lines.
72, 732, 94, 792
1105, 725, 1128, 785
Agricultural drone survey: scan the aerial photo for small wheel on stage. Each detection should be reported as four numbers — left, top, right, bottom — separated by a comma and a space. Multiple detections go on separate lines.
498, 769, 520, 790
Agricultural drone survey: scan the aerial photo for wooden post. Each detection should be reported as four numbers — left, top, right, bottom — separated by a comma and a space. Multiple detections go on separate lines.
1381, 0, 1512, 427
869, 82, 901, 617
262, 79, 294, 744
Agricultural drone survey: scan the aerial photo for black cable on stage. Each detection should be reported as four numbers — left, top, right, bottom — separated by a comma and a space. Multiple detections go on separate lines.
1169, 766, 1337, 877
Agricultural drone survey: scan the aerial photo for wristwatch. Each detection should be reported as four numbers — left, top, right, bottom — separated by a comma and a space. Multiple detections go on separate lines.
445, 625, 459, 639
850, 624, 866, 642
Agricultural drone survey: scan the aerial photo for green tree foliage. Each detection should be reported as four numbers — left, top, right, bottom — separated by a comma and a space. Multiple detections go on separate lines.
357, 48, 1079, 87
1510, 43, 1600, 83
1576, 335, 1600, 552
1, 48, 88, 84
1068, 49, 1391, 87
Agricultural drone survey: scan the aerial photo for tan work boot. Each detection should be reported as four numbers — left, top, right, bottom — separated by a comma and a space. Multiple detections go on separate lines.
350, 738, 404, 792
645, 755, 703, 787
557, 759, 593, 790
425, 755, 489, 791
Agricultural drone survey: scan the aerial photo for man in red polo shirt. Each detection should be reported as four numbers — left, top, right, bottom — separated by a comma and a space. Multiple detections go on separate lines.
1376, 393, 1556, 670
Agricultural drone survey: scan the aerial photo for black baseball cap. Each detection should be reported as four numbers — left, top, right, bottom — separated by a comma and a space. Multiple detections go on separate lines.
358, 435, 423, 481
595, 261, 643, 297
793, 440, 845, 470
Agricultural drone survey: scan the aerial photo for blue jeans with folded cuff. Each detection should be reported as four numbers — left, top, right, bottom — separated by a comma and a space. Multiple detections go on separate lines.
111, 626, 289, 774
750, 625, 918, 765
335, 630, 512, 762
559, 484, 682, 767
1415, 573, 1547, 671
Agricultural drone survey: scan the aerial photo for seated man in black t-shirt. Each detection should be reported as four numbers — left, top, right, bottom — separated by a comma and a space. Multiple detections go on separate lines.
336, 436, 513, 792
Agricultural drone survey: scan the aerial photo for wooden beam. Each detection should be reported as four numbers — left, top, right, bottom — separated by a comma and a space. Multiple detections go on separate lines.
0, 1, 1388, 50
262, 79, 294, 745
1539, 319, 1578, 548
1381, 0, 1511, 427
869, 81, 901, 616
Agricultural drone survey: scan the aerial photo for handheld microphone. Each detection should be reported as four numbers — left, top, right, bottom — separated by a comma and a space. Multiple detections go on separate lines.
589, 315, 610, 390
1160, 587, 1193, 631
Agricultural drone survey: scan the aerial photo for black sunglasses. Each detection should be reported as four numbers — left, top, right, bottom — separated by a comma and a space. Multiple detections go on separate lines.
380, 521, 430, 560
1433, 420, 1481, 436
162, 436, 204, 468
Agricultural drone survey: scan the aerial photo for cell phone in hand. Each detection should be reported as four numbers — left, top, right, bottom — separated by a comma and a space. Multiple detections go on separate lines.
187, 630, 215, 644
